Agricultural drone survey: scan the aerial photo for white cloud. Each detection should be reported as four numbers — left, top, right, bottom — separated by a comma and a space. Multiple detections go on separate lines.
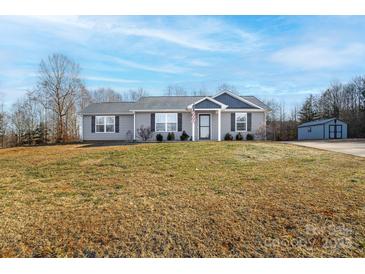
84, 76, 140, 83
107, 55, 186, 74
191, 72, 206, 77
271, 42, 365, 70
25, 16, 262, 53
189, 59, 210, 67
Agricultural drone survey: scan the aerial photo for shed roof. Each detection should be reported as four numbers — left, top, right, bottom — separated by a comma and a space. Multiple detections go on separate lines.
298, 118, 344, 128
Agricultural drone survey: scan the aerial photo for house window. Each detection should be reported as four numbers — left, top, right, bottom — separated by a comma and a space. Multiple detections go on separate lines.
235, 113, 247, 131
308, 127, 312, 133
95, 116, 115, 133
155, 113, 177, 132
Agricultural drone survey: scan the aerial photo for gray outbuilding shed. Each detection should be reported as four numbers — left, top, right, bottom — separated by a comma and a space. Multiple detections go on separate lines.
298, 118, 348, 140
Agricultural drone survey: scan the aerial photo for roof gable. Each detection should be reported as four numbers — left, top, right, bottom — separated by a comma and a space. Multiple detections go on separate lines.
188, 97, 227, 110
194, 98, 221, 109
214, 92, 260, 109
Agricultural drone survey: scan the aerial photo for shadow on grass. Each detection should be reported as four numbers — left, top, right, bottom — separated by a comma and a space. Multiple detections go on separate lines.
79, 141, 139, 148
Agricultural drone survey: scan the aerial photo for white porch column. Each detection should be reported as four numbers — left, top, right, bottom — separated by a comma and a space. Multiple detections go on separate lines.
78, 114, 83, 141
217, 109, 221, 141
192, 112, 195, 141
133, 112, 136, 140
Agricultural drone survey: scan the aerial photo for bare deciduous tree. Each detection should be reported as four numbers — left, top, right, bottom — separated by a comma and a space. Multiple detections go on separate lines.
137, 126, 153, 141
11, 100, 27, 145
216, 83, 238, 93
165, 85, 187, 96
78, 86, 93, 110
124, 88, 148, 101
35, 54, 84, 143
91, 88, 123, 103
0, 96, 6, 148
191, 87, 209, 96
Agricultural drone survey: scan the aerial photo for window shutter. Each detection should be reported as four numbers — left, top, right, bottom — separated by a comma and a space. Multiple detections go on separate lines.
178, 113, 182, 131
247, 113, 252, 131
91, 116, 95, 133
151, 113, 155, 132
115, 116, 119, 133
231, 113, 235, 131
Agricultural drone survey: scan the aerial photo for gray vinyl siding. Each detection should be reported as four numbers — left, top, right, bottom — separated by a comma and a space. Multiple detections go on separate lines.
83, 111, 266, 141
135, 112, 193, 141
220, 112, 266, 140
83, 115, 133, 141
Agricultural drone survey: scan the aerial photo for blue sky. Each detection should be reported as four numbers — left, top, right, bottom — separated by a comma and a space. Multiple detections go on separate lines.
0, 16, 365, 109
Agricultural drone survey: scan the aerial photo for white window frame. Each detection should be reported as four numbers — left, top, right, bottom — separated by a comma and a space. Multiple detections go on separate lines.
95, 116, 115, 133
155, 113, 178, 132
235, 112, 247, 132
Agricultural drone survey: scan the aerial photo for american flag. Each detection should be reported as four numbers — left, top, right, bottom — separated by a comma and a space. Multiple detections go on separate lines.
191, 105, 196, 123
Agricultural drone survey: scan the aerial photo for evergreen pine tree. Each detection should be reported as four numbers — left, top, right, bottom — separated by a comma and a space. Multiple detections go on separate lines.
299, 94, 318, 123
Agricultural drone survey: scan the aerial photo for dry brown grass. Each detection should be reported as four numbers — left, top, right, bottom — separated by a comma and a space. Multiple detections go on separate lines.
0, 141, 364, 257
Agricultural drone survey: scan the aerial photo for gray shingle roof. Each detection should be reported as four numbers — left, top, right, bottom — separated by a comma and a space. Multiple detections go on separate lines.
298, 118, 339, 128
80, 94, 270, 114
131, 96, 205, 110
80, 102, 136, 114
241, 96, 270, 110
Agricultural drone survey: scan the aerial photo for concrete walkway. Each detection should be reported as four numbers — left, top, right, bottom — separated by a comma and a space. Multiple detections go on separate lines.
287, 140, 365, 158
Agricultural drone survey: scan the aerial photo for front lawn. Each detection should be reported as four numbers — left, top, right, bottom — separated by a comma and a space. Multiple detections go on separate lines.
0, 142, 364, 257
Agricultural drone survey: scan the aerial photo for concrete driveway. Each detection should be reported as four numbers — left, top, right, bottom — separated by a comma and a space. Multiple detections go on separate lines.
287, 140, 365, 158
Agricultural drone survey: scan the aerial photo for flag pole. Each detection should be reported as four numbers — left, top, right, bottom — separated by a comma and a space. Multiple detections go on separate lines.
191, 104, 195, 142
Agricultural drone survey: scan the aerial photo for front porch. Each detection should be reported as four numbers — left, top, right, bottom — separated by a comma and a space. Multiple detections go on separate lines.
189, 96, 226, 141
191, 110, 222, 141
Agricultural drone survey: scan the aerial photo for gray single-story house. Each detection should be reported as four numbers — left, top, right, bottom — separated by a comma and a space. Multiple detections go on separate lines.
297, 118, 348, 140
79, 91, 271, 141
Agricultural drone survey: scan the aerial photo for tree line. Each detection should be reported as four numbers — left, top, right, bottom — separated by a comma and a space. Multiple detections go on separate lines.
0, 54, 152, 147
266, 77, 365, 140
1, 53, 364, 147
0, 54, 234, 148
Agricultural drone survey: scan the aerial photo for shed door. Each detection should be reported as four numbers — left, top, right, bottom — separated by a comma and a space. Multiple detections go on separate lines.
329, 125, 342, 139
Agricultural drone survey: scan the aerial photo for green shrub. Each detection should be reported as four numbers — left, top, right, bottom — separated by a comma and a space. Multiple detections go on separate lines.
236, 132, 243, 141
167, 132, 175, 141
156, 133, 163, 142
180, 130, 190, 141
246, 133, 254, 141
224, 133, 233, 141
